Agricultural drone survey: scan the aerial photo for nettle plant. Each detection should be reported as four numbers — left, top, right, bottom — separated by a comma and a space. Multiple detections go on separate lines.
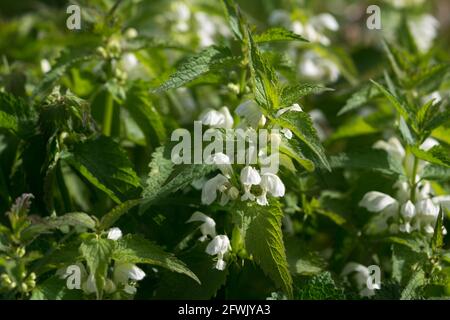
0, 0, 449, 300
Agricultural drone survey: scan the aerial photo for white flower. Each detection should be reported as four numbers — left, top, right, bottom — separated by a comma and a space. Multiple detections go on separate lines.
206, 152, 232, 177
385, 0, 425, 8
113, 262, 146, 288
240, 166, 261, 201
124, 28, 138, 39
299, 51, 340, 82
393, 180, 410, 203
433, 195, 450, 211
420, 138, 439, 151
120, 53, 138, 71
311, 13, 339, 32
416, 199, 440, 234
399, 201, 416, 233
40, 59, 51, 73
408, 14, 439, 53
275, 103, 303, 117
82, 273, 97, 294
187, 212, 216, 241
201, 174, 230, 205
205, 235, 231, 271
359, 191, 398, 213
257, 173, 285, 206
107, 227, 123, 241
341, 263, 379, 297
236, 100, 265, 128
422, 91, 442, 106
201, 107, 234, 129
373, 137, 405, 160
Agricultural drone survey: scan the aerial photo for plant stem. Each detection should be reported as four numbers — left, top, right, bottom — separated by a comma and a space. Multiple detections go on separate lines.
56, 162, 72, 213
410, 155, 419, 202
102, 91, 114, 136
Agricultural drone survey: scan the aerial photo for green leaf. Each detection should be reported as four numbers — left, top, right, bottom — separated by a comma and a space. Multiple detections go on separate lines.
22, 212, 97, 242
279, 138, 315, 172
31, 276, 83, 300
80, 237, 115, 298
411, 145, 450, 168
295, 272, 346, 300
330, 117, 378, 140
99, 199, 142, 230
329, 149, 405, 176
140, 145, 215, 212
401, 268, 426, 300
0, 91, 35, 138
432, 210, 444, 250
338, 84, 379, 116
248, 30, 279, 111
112, 234, 199, 283
370, 80, 412, 120
243, 202, 293, 298
221, 0, 244, 40
420, 164, 450, 181
285, 237, 326, 276
154, 243, 227, 299
62, 135, 141, 203
272, 111, 330, 171
280, 83, 332, 108
153, 46, 234, 92
125, 81, 167, 147
254, 28, 308, 43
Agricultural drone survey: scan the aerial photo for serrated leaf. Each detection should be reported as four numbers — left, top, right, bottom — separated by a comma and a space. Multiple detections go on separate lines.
22, 212, 96, 241
80, 237, 115, 298
400, 268, 426, 300
0, 91, 35, 138
279, 138, 315, 172
329, 149, 405, 176
31, 276, 83, 300
420, 164, 450, 181
411, 145, 450, 168
295, 272, 346, 300
221, 0, 243, 40
338, 84, 379, 116
99, 199, 142, 230
112, 234, 199, 283
371, 80, 412, 121
153, 46, 234, 92
243, 202, 293, 298
432, 210, 444, 250
280, 83, 331, 108
272, 111, 330, 171
254, 27, 307, 43
125, 81, 167, 147
62, 135, 141, 203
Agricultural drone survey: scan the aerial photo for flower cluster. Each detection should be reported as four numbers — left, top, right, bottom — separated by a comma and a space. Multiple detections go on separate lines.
198, 101, 298, 207
58, 228, 146, 296
359, 137, 449, 235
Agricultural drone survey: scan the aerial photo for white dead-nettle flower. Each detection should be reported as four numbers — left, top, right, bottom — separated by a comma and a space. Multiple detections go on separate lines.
373, 137, 406, 160
124, 28, 138, 39
299, 51, 340, 82
236, 100, 266, 128
186, 211, 216, 241
201, 173, 230, 205
82, 273, 97, 294
240, 166, 261, 201
120, 53, 139, 72
257, 173, 286, 206
292, 13, 339, 46
205, 235, 231, 271
359, 191, 398, 213
422, 91, 442, 106
113, 262, 146, 295
40, 59, 51, 73
415, 199, 440, 234
275, 103, 303, 118
201, 106, 234, 129
341, 263, 379, 297
408, 14, 439, 53
399, 201, 416, 233
107, 227, 123, 241
206, 152, 232, 177
172, 2, 191, 32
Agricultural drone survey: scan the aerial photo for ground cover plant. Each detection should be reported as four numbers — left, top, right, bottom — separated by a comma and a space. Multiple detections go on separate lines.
0, 0, 450, 300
